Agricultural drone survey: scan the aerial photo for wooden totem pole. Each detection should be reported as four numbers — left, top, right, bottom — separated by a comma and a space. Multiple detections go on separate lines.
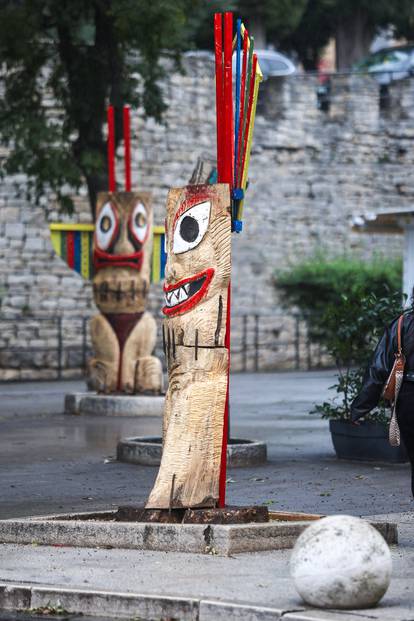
49, 106, 166, 395
88, 106, 163, 394
147, 13, 262, 509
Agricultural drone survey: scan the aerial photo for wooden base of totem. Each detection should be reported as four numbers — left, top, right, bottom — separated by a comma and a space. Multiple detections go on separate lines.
113, 505, 269, 524
0, 511, 397, 556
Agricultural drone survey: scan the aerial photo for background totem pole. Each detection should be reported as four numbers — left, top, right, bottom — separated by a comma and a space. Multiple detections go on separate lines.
147, 13, 262, 510
50, 106, 166, 395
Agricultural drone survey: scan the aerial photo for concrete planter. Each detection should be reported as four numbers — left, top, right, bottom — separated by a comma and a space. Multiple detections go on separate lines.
64, 393, 164, 417
117, 436, 267, 468
329, 420, 409, 463
0, 512, 397, 556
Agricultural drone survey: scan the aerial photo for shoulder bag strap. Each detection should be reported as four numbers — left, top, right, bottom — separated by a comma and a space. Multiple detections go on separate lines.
397, 314, 404, 355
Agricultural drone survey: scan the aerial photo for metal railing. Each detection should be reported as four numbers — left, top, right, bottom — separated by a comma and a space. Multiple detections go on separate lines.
0, 313, 326, 381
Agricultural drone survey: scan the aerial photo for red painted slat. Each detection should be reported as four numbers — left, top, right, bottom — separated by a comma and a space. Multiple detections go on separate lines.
107, 105, 116, 192
214, 13, 224, 182
66, 231, 75, 269
223, 12, 233, 186
123, 105, 131, 191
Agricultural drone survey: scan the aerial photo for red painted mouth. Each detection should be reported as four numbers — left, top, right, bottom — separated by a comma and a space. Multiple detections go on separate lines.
93, 248, 143, 271
163, 268, 214, 316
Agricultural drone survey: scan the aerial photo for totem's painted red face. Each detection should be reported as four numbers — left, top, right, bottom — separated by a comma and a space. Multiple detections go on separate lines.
162, 185, 231, 317
92, 192, 153, 314
93, 194, 149, 272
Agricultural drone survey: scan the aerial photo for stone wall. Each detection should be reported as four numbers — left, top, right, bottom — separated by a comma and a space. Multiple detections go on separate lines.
1, 56, 413, 379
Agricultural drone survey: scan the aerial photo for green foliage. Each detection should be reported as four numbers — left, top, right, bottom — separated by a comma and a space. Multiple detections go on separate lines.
274, 254, 403, 421
237, 0, 308, 40
275, 253, 402, 353
0, 0, 197, 215
229, 0, 414, 69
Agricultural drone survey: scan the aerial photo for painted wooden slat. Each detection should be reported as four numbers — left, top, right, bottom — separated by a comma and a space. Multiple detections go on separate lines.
50, 229, 61, 255
234, 18, 242, 187
238, 60, 263, 220
214, 13, 224, 182
107, 105, 116, 192
60, 229, 67, 264
151, 231, 161, 283
223, 12, 233, 186
236, 30, 249, 187
81, 231, 91, 279
49, 223, 94, 232
74, 231, 82, 274
239, 54, 257, 193
237, 35, 254, 188
123, 105, 131, 191
160, 233, 167, 280
66, 231, 75, 269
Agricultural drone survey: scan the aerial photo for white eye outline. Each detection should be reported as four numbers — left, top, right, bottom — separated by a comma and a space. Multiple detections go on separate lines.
130, 202, 149, 245
96, 202, 118, 251
172, 201, 211, 255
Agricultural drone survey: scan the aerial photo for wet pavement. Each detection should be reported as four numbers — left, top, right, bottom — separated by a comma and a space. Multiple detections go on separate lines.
0, 371, 412, 519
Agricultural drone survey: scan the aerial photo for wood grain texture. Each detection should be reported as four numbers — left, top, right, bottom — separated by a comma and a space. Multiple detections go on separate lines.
147, 183, 231, 509
88, 192, 162, 395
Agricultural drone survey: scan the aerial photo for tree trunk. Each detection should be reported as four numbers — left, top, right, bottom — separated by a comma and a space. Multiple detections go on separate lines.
335, 8, 374, 70
248, 15, 266, 49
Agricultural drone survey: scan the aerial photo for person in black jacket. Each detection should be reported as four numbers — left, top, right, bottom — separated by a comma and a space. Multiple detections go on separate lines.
351, 311, 414, 497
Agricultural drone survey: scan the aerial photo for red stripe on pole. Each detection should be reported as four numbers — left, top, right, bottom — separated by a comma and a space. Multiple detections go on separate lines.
219, 282, 231, 507
123, 105, 131, 191
107, 105, 116, 192
239, 54, 257, 187
218, 281, 232, 508
223, 12, 233, 186
214, 13, 224, 182
66, 232, 75, 269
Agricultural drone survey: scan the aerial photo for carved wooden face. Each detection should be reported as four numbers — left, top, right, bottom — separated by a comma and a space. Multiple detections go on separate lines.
92, 191, 153, 314
163, 184, 231, 321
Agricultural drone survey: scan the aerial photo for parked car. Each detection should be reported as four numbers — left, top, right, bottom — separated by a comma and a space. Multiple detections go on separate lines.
184, 49, 296, 80
354, 45, 414, 85
251, 49, 296, 79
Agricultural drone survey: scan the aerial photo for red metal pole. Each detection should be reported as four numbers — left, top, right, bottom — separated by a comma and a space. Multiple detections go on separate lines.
214, 13, 224, 182
123, 105, 131, 191
107, 105, 116, 192
222, 11, 233, 186
218, 282, 231, 507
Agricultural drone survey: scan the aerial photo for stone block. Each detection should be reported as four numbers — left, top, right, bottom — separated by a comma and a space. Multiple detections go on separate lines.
24, 237, 45, 251
5, 223, 24, 239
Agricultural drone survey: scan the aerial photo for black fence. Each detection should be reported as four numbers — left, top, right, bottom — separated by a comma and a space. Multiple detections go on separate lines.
0, 313, 326, 381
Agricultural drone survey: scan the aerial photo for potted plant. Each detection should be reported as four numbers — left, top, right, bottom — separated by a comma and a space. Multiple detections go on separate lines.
275, 254, 408, 463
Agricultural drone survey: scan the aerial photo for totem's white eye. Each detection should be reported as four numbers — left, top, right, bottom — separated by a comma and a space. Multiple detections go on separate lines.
173, 201, 211, 254
96, 202, 118, 251
130, 202, 148, 244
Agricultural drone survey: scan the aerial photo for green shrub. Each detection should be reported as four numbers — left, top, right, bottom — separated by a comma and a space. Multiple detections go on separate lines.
274, 254, 404, 421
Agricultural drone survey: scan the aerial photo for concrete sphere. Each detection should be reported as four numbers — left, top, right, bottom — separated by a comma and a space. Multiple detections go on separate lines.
290, 515, 392, 609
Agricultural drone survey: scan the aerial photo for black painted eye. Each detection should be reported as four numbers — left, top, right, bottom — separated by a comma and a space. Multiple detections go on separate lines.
96, 202, 117, 251
172, 201, 211, 255
100, 215, 112, 233
180, 216, 199, 243
130, 201, 148, 244
135, 211, 147, 229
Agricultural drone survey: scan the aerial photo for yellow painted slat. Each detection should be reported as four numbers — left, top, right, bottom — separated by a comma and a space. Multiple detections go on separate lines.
49, 223, 94, 232
50, 230, 61, 256
238, 68, 263, 220
152, 232, 161, 283
81, 231, 91, 279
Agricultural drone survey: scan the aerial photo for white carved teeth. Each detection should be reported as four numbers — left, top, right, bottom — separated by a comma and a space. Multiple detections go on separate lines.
164, 284, 190, 307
